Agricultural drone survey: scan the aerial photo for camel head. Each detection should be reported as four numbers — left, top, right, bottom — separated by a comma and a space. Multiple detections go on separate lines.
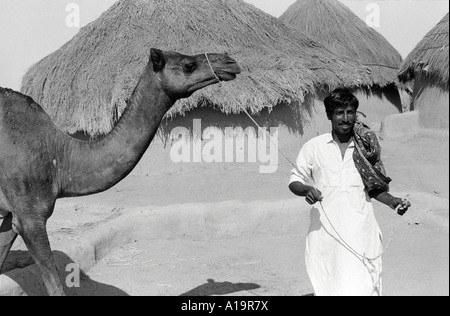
149, 48, 241, 100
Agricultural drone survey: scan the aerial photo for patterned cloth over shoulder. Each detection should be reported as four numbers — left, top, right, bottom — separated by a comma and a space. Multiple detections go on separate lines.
353, 122, 392, 194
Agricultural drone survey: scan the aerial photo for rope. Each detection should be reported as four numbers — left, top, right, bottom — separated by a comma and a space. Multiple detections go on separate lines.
318, 197, 409, 294
205, 53, 222, 87
242, 108, 298, 169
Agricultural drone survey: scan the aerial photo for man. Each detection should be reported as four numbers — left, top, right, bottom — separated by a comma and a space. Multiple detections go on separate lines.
289, 88, 410, 296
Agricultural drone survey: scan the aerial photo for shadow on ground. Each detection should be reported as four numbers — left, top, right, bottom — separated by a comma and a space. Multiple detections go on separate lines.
2, 250, 129, 296
180, 279, 260, 296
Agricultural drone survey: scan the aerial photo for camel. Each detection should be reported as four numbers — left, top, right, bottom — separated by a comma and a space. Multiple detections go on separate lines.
0, 48, 241, 296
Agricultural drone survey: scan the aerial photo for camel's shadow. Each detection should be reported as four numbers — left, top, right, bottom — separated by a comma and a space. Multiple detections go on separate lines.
180, 279, 260, 296
2, 250, 129, 296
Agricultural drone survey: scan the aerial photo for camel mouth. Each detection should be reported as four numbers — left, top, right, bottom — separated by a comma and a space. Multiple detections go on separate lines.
188, 63, 240, 93
216, 65, 241, 82
218, 72, 237, 82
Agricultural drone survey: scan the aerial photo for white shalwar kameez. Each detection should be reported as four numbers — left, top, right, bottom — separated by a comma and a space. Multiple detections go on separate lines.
290, 133, 383, 296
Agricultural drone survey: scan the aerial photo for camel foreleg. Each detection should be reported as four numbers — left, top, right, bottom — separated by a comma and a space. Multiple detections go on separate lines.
0, 213, 18, 273
13, 210, 66, 296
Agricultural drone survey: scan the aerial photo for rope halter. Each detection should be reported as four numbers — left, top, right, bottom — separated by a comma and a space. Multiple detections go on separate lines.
205, 53, 222, 87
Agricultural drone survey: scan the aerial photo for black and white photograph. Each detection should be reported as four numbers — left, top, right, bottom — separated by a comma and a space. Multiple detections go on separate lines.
0, 0, 448, 300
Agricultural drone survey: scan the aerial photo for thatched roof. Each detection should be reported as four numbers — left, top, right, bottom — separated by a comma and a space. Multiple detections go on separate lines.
398, 13, 449, 90
21, 0, 374, 136
280, 0, 402, 87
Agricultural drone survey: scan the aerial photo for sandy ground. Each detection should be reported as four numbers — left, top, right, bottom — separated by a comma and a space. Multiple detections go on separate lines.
3, 133, 449, 296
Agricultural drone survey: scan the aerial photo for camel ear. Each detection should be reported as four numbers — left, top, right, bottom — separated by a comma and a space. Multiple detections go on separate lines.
150, 48, 166, 72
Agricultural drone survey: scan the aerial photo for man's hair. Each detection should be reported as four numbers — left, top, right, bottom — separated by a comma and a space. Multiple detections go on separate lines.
324, 88, 359, 119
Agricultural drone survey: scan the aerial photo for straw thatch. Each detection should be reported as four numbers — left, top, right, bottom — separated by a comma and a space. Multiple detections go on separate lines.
280, 0, 403, 87
398, 13, 449, 90
21, 0, 374, 136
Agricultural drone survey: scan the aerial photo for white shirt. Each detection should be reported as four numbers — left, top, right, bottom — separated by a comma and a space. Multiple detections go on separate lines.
290, 133, 383, 296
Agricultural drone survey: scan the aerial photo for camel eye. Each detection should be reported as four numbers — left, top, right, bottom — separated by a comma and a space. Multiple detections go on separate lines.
182, 62, 196, 74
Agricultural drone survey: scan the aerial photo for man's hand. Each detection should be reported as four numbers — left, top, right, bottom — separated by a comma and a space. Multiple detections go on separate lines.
390, 197, 411, 216
289, 182, 323, 205
305, 188, 323, 205
372, 191, 411, 216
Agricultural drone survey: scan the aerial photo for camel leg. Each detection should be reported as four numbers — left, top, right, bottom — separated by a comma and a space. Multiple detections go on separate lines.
0, 213, 18, 273
14, 215, 66, 296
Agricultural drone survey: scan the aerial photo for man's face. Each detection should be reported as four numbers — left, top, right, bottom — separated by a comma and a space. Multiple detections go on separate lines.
330, 105, 357, 136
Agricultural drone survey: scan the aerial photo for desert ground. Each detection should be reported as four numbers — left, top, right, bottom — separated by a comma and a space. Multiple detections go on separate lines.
1, 131, 449, 296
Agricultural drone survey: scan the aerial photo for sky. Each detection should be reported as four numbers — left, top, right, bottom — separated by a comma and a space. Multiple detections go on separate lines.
0, 0, 448, 91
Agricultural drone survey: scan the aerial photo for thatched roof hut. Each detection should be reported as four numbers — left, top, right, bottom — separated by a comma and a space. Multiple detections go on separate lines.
398, 13, 449, 90
280, 0, 403, 87
398, 13, 449, 129
21, 0, 373, 136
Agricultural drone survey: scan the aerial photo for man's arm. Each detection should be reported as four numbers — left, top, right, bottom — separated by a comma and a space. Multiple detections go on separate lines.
371, 190, 411, 216
289, 181, 323, 205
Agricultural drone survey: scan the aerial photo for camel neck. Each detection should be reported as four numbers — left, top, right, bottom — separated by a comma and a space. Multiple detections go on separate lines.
59, 66, 173, 197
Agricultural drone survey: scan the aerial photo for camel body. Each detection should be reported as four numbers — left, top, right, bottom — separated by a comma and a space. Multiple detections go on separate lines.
0, 49, 240, 296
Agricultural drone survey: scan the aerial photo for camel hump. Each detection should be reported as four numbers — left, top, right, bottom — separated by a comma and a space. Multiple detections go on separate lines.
0, 86, 20, 97
0, 87, 43, 113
